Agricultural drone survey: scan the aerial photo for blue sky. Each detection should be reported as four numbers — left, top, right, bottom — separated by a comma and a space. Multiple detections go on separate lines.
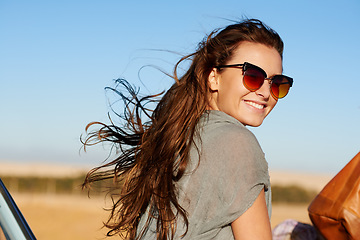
1, 0, 359, 174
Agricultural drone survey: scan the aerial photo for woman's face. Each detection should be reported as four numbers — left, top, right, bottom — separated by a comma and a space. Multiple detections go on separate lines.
208, 41, 283, 127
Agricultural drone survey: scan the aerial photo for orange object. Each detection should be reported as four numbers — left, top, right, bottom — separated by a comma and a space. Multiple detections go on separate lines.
308, 152, 360, 239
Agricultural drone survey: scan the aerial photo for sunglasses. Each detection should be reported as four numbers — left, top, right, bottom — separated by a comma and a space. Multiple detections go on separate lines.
215, 62, 293, 99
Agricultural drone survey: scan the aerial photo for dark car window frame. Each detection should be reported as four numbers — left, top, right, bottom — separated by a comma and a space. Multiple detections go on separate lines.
0, 178, 36, 240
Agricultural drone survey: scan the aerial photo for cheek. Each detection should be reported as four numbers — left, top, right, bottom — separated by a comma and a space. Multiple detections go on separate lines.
219, 77, 247, 100
267, 98, 278, 113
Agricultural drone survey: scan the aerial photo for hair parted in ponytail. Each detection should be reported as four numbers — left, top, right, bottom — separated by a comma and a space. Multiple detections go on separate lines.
82, 19, 283, 240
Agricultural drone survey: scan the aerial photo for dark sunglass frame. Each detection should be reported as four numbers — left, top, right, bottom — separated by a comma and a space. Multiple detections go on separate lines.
215, 62, 293, 99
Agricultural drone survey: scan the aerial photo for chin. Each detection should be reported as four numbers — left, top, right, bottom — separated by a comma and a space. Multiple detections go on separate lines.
241, 118, 264, 127
247, 122, 262, 127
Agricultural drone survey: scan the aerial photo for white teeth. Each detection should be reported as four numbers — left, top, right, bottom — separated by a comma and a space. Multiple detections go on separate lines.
246, 101, 264, 109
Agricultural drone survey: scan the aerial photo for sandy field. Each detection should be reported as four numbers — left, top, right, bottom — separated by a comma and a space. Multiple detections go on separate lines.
13, 193, 116, 240
1, 162, 334, 239
13, 193, 313, 240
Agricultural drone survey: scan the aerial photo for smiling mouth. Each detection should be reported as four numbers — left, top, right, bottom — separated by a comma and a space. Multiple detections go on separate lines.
245, 101, 265, 110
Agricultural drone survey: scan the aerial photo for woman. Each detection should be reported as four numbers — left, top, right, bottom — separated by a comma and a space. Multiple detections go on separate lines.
83, 19, 293, 239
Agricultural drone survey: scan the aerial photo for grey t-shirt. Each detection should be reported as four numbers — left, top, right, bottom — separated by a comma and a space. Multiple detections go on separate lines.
137, 110, 271, 239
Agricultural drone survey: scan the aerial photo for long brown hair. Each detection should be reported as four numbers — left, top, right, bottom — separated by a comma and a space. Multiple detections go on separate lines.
82, 19, 283, 240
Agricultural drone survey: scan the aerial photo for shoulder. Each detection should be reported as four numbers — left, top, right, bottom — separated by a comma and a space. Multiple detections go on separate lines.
184, 111, 270, 224
192, 111, 268, 180
199, 110, 263, 156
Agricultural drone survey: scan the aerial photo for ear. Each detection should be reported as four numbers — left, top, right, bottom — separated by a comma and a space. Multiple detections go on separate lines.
208, 68, 220, 91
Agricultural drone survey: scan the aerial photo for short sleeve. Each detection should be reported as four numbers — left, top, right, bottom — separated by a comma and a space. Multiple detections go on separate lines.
206, 124, 269, 223
177, 115, 270, 238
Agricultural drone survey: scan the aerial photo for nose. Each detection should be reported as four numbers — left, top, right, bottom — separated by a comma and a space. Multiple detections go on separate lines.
255, 79, 272, 99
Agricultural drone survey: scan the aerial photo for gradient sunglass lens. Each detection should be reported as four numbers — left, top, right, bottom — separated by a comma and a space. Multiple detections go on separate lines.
243, 67, 266, 91
271, 76, 292, 99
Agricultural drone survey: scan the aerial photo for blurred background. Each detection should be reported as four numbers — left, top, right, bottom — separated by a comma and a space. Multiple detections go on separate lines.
1, 0, 359, 239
